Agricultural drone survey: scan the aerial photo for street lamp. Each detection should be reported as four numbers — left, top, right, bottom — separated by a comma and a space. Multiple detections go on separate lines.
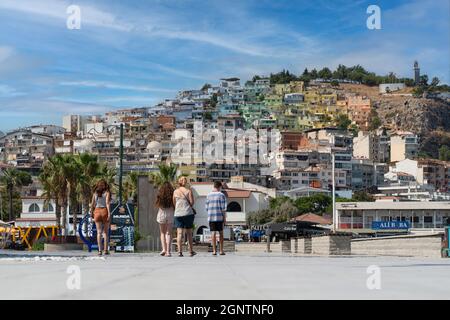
331, 152, 337, 233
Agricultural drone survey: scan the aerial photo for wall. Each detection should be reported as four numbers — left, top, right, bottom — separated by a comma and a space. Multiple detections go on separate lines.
351, 234, 443, 258
136, 175, 161, 251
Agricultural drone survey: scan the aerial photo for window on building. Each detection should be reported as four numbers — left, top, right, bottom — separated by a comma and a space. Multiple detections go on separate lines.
29, 203, 40, 213
424, 216, 433, 223
43, 203, 54, 212
227, 201, 242, 212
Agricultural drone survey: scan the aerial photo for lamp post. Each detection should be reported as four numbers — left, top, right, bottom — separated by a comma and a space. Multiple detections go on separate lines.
332, 152, 337, 233
118, 123, 123, 205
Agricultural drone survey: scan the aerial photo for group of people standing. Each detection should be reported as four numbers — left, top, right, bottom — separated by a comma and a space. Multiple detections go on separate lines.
89, 176, 228, 256
156, 177, 228, 257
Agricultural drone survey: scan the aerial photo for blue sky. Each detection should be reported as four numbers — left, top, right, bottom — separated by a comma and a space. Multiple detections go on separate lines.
0, 0, 448, 132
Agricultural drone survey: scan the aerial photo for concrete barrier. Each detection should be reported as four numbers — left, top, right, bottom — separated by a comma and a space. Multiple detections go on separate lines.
281, 240, 291, 253
311, 235, 351, 255
297, 238, 312, 254
44, 243, 84, 252
235, 242, 272, 253
352, 234, 443, 258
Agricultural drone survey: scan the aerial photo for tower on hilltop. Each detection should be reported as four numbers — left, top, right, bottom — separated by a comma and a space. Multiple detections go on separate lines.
413, 61, 420, 85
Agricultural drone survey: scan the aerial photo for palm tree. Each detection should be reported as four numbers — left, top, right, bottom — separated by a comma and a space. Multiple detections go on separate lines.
149, 163, 178, 187
40, 160, 62, 233
97, 164, 118, 194
123, 172, 138, 204
76, 153, 101, 221
40, 154, 69, 235
0, 168, 32, 221
63, 154, 82, 234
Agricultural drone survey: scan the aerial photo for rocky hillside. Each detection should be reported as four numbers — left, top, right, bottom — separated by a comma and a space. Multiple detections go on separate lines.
340, 84, 450, 158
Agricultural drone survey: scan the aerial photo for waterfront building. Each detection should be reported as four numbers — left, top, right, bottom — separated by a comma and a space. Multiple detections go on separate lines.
337, 200, 450, 230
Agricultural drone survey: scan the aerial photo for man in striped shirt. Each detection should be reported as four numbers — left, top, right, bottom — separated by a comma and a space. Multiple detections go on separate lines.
205, 181, 227, 255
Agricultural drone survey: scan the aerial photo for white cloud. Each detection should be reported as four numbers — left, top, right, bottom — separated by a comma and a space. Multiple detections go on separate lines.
0, 84, 25, 98
0, 46, 14, 62
59, 80, 176, 93
0, 97, 111, 115
0, 0, 132, 31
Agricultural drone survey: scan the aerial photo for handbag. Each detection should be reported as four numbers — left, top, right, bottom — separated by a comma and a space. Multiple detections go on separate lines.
181, 190, 197, 215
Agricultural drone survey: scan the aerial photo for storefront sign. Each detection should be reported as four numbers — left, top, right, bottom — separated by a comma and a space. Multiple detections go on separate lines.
372, 221, 410, 230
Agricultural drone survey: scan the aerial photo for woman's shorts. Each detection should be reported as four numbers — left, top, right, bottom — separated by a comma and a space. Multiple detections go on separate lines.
174, 214, 195, 229
157, 208, 174, 224
94, 208, 109, 223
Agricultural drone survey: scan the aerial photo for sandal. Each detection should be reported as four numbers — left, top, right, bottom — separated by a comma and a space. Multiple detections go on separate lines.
98, 251, 102, 256
178, 252, 183, 257
160, 251, 166, 256
189, 251, 197, 257
212, 252, 217, 256
220, 252, 226, 256
166, 253, 172, 257
104, 250, 110, 255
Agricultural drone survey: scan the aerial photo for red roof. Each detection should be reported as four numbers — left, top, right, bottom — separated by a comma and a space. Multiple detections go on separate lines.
223, 189, 251, 198
291, 213, 331, 225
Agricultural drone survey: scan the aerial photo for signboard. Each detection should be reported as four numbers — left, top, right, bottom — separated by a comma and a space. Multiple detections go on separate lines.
371, 221, 410, 230
110, 203, 135, 252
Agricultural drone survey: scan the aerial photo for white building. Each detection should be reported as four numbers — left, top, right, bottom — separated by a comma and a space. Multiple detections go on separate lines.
390, 132, 419, 162
15, 195, 57, 228
190, 181, 274, 234
353, 130, 390, 163
379, 83, 405, 94
336, 200, 450, 230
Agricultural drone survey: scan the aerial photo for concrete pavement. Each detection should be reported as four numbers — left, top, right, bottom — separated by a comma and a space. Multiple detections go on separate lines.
0, 250, 449, 299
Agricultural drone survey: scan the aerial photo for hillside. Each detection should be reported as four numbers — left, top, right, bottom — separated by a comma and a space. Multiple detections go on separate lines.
339, 84, 450, 158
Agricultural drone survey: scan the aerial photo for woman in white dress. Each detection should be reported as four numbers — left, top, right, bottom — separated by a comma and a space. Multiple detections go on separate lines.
156, 182, 175, 257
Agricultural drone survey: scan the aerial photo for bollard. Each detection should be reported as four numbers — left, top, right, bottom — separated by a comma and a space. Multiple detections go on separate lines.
442, 226, 450, 258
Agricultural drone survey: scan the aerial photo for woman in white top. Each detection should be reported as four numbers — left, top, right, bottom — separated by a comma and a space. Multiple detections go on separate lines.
173, 177, 196, 257
156, 182, 175, 257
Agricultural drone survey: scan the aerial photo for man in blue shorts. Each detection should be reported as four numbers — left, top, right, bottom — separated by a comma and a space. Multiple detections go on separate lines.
205, 181, 227, 255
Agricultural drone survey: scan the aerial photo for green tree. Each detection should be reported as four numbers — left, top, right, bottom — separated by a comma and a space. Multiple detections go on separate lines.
201, 83, 212, 91
76, 153, 101, 222
273, 201, 298, 223
349, 124, 359, 137
368, 110, 381, 131
247, 209, 274, 226
269, 196, 292, 210
336, 114, 351, 130
318, 67, 332, 80
0, 168, 32, 221
419, 75, 429, 86
333, 64, 348, 80
270, 70, 298, 84
294, 194, 332, 215
252, 75, 262, 82
150, 163, 179, 187
439, 145, 450, 161
40, 159, 63, 233
352, 191, 374, 202
123, 171, 147, 205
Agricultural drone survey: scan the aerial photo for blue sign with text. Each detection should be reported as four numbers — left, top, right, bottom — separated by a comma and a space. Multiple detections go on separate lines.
372, 221, 410, 230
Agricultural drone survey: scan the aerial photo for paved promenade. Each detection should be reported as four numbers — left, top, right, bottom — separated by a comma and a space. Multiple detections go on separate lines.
0, 250, 449, 299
